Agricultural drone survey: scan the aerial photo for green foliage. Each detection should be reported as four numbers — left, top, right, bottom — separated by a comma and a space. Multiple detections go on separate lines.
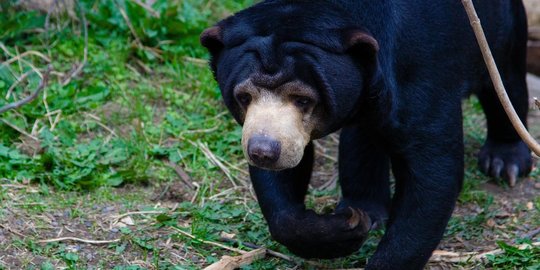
0, 0, 249, 189
81, 0, 254, 59
487, 241, 540, 269
0, 7, 46, 43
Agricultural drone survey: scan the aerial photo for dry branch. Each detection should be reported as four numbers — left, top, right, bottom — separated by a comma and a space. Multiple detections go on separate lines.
6, 71, 32, 99
0, 119, 38, 140
194, 140, 239, 187
116, 2, 142, 47
430, 241, 540, 263
38, 236, 121, 244
220, 236, 296, 263
171, 226, 246, 254
166, 160, 195, 189
171, 227, 323, 267
0, 50, 51, 68
130, 0, 159, 18
0, 224, 27, 238
111, 210, 164, 220
462, 0, 540, 156
203, 248, 266, 270
521, 227, 540, 240
0, 66, 51, 114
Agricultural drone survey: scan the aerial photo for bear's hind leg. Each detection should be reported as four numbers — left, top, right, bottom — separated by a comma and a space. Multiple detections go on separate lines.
476, 37, 532, 185
477, 3, 533, 185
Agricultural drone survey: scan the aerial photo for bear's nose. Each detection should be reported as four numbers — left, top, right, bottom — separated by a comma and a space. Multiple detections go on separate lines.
247, 136, 281, 167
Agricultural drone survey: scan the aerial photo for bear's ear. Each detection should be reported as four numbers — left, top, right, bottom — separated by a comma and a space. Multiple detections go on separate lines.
342, 30, 379, 58
200, 26, 224, 55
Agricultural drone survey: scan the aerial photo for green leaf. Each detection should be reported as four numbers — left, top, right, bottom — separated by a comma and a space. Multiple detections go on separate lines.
63, 252, 79, 262
119, 227, 132, 234
0, 144, 10, 157
40, 261, 55, 270
76, 86, 110, 105
107, 175, 124, 187
115, 243, 127, 254
156, 213, 172, 223
133, 237, 154, 250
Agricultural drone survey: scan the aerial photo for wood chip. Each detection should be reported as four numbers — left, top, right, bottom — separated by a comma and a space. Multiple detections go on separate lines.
203, 248, 266, 270
220, 231, 236, 239
121, 216, 135, 226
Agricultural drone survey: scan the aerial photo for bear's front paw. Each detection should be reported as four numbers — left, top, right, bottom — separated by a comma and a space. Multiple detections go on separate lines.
478, 140, 533, 186
270, 207, 371, 259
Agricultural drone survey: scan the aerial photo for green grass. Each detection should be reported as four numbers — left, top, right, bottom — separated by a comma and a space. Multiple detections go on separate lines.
0, 1, 539, 269
0, 0, 253, 190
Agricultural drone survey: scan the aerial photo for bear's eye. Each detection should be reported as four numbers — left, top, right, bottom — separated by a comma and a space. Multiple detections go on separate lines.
236, 93, 252, 107
293, 96, 313, 109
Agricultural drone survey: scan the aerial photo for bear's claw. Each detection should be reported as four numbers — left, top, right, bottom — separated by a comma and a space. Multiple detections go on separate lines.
478, 140, 532, 187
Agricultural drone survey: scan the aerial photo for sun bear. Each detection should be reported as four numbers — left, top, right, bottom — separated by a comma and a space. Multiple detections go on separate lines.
200, 1, 532, 269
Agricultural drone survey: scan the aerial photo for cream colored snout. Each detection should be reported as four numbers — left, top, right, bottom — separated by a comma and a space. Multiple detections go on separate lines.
238, 80, 314, 171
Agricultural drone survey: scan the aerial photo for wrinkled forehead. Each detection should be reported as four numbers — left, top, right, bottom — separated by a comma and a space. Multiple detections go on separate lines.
235, 78, 319, 99
216, 37, 327, 97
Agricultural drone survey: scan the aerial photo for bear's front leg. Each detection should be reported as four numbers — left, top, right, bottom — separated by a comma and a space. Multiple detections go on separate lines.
337, 125, 391, 227
250, 143, 372, 259
366, 136, 463, 270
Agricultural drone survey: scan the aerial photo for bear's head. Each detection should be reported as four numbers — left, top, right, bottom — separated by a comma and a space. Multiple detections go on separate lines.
201, 1, 379, 171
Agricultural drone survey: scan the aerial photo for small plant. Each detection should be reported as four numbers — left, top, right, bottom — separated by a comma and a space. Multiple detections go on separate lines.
487, 241, 540, 269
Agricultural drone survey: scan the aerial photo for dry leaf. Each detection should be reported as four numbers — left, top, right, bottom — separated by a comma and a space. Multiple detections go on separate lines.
220, 231, 236, 239
204, 248, 266, 270
121, 216, 135, 226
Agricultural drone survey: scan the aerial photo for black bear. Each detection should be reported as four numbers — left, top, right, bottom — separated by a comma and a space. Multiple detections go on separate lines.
201, 1, 532, 269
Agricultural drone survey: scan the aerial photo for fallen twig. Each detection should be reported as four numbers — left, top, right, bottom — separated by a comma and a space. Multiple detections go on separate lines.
521, 227, 540, 240
0, 49, 51, 68
219, 236, 296, 263
430, 241, 540, 263
462, 0, 540, 156
166, 160, 195, 189
0, 66, 51, 114
6, 70, 32, 99
0, 184, 31, 189
38, 237, 120, 244
171, 226, 246, 254
0, 224, 27, 238
111, 210, 165, 220
194, 140, 239, 187
84, 112, 118, 137
116, 2, 143, 47
0, 119, 39, 141
204, 248, 266, 270
130, 0, 159, 18
182, 56, 207, 66
219, 237, 327, 268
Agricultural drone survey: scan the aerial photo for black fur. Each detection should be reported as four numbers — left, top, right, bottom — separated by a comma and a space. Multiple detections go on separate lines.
201, 1, 531, 269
